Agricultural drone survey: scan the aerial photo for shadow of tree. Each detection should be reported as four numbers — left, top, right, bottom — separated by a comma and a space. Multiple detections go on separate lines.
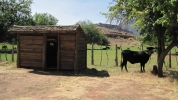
169, 70, 178, 79
163, 70, 178, 79
28, 68, 110, 78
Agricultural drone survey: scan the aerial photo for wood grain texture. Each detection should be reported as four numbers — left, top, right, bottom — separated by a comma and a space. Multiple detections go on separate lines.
14, 25, 87, 71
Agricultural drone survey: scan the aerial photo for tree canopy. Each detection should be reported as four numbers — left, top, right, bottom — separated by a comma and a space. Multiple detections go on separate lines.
103, 0, 178, 77
76, 20, 109, 45
33, 13, 58, 25
0, 0, 33, 42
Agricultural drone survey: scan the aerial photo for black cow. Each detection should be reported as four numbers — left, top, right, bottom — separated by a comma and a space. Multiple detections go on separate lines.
120, 47, 155, 72
102, 46, 110, 50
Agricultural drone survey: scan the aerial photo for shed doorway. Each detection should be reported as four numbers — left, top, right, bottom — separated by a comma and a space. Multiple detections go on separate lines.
46, 36, 58, 69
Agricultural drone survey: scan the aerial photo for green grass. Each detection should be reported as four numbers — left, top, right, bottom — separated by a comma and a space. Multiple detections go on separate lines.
0, 53, 17, 62
87, 44, 178, 73
0, 42, 17, 49
0, 43, 178, 72
0, 43, 17, 62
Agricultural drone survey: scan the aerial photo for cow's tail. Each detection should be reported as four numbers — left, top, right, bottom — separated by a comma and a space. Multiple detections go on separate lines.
120, 52, 123, 67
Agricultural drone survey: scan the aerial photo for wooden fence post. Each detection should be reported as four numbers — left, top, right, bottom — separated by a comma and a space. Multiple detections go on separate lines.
5, 45, 8, 61
175, 48, 178, 65
169, 51, 171, 68
115, 44, 118, 66
141, 44, 143, 51
12, 42, 14, 62
106, 46, 109, 66
91, 43, 94, 65
100, 45, 102, 66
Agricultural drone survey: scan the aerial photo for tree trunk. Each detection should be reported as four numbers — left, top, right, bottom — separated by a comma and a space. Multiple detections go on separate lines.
158, 40, 177, 77
157, 36, 165, 61
157, 36, 162, 76
157, 30, 166, 77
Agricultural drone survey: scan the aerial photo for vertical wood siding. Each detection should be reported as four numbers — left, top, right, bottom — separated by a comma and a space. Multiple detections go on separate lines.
19, 35, 43, 68
77, 28, 87, 70
13, 26, 87, 71
59, 34, 76, 70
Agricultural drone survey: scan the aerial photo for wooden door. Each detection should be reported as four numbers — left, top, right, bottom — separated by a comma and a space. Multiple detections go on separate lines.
46, 36, 58, 69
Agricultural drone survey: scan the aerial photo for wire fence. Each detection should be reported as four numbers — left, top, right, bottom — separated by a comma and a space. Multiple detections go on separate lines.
0, 43, 17, 62
0, 43, 178, 71
87, 44, 178, 70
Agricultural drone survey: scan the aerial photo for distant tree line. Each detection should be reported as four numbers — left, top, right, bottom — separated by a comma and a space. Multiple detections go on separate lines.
0, 0, 32, 42
0, 0, 109, 46
0, 0, 58, 42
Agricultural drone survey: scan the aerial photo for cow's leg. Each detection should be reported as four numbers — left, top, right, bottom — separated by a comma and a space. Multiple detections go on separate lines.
120, 62, 124, 71
143, 64, 145, 72
121, 61, 128, 72
140, 63, 143, 72
124, 61, 128, 72
125, 64, 128, 72
140, 63, 145, 72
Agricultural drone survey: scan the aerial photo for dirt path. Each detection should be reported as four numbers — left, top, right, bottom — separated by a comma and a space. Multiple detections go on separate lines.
0, 65, 178, 100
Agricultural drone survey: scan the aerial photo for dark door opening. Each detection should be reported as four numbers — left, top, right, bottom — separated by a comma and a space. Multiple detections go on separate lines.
46, 40, 58, 69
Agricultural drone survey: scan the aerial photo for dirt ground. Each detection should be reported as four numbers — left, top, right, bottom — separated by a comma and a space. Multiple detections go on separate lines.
0, 63, 178, 100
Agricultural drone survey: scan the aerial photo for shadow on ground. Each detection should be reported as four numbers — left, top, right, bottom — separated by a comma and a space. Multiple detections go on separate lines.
163, 69, 178, 80
28, 68, 110, 78
169, 70, 178, 79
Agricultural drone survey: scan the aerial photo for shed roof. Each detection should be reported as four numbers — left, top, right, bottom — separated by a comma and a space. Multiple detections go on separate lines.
9, 25, 81, 33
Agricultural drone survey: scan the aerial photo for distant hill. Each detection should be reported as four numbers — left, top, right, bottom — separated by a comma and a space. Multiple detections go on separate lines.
95, 23, 140, 46
96, 23, 140, 36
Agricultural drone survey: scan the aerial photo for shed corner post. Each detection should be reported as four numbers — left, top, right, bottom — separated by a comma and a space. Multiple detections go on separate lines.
74, 32, 78, 71
85, 41, 87, 69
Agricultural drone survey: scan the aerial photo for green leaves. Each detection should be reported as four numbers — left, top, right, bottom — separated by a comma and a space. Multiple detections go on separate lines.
104, 0, 178, 45
0, 0, 33, 41
76, 20, 109, 45
33, 13, 58, 25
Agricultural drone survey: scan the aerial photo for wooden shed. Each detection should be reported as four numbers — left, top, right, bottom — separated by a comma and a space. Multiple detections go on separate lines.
9, 25, 87, 71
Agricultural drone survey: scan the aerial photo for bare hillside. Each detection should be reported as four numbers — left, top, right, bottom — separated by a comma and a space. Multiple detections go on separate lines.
95, 24, 140, 46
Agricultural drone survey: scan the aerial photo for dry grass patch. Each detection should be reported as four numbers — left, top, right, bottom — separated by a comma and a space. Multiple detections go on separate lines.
0, 63, 178, 100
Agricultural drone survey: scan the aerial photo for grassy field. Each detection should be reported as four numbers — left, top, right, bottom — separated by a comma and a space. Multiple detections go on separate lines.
0, 44, 178, 100
0, 43, 178, 72
87, 44, 178, 73
0, 43, 17, 62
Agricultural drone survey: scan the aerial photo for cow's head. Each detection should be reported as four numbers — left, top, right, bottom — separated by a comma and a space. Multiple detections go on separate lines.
146, 47, 155, 51
145, 47, 155, 55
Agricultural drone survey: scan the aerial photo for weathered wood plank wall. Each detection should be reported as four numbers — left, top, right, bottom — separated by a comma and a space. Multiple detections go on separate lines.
59, 34, 76, 70
19, 34, 43, 68
77, 28, 87, 69
10, 25, 87, 71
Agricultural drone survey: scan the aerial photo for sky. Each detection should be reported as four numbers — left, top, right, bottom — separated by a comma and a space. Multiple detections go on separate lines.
31, 0, 113, 25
